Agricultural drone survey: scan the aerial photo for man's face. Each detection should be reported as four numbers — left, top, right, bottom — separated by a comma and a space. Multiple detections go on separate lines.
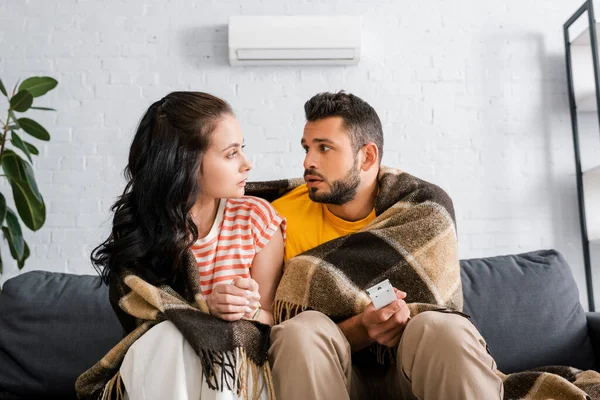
301, 117, 361, 205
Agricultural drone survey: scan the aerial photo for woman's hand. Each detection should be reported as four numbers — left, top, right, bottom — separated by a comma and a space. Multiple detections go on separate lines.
206, 281, 256, 321
232, 277, 261, 320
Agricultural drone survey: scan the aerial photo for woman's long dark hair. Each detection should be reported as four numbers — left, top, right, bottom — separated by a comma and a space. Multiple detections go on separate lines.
92, 92, 233, 285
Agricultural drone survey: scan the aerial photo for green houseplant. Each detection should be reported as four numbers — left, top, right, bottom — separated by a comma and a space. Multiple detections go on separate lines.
0, 76, 57, 274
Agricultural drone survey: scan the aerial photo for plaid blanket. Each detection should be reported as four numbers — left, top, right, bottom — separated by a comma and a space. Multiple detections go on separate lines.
75, 253, 274, 400
247, 166, 600, 400
246, 166, 462, 325
499, 367, 600, 399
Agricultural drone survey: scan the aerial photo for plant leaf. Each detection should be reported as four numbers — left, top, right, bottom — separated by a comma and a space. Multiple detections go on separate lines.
0, 250, 3, 275
2, 227, 20, 264
0, 77, 7, 97
16, 118, 50, 141
2, 151, 45, 230
2, 228, 10, 265
17, 240, 29, 269
0, 193, 7, 228
3, 208, 24, 260
22, 159, 42, 202
23, 141, 39, 155
9, 91, 33, 112
11, 132, 32, 162
2, 150, 27, 181
3, 151, 43, 200
30, 106, 56, 111
8, 239, 31, 269
18, 77, 58, 98
8, 178, 45, 231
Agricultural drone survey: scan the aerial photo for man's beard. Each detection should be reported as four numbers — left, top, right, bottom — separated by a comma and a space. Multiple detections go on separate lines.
306, 162, 361, 205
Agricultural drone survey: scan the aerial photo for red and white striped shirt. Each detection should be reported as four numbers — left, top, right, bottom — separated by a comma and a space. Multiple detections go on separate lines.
191, 196, 286, 296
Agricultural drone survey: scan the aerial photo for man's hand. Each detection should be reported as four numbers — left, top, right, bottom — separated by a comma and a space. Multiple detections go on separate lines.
360, 288, 411, 347
206, 279, 259, 321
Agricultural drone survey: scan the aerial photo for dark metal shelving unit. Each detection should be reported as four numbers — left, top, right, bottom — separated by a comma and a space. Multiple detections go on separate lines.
564, 0, 599, 311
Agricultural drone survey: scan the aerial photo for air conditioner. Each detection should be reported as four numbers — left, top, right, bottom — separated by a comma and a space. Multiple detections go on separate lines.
228, 16, 362, 66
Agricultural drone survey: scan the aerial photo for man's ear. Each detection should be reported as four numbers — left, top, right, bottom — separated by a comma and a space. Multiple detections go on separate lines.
360, 143, 379, 171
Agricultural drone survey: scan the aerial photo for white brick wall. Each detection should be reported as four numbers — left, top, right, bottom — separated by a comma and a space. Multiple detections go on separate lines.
1, 0, 598, 309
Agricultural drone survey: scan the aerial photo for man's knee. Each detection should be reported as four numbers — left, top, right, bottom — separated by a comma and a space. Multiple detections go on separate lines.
399, 312, 502, 399
401, 311, 486, 360
269, 310, 350, 367
270, 310, 341, 347
269, 311, 353, 398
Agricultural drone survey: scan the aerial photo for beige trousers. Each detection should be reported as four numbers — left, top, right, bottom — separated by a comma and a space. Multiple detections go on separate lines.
269, 310, 503, 400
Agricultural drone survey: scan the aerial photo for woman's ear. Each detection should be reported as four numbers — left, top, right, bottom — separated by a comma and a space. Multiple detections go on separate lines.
360, 143, 379, 171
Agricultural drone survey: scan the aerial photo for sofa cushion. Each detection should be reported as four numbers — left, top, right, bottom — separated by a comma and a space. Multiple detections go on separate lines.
461, 249, 595, 373
0, 271, 122, 397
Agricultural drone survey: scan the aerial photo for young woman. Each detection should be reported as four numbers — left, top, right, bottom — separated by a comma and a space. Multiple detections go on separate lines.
76, 92, 285, 400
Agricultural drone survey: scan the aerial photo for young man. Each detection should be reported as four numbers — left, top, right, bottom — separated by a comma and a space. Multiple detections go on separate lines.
267, 92, 503, 400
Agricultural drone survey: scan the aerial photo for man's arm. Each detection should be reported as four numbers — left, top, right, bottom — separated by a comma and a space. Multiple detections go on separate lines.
337, 288, 411, 352
337, 314, 373, 352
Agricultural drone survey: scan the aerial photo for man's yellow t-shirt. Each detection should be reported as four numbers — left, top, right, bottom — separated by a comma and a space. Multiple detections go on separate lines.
271, 184, 376, 261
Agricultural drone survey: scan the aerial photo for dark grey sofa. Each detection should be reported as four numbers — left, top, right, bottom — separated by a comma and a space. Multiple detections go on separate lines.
0, 249, 597, 399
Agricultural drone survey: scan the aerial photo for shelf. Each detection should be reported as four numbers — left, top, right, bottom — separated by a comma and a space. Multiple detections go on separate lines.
570, 35, 600, 111
565, 0, 598, 312
575, 92, 599, 112
583, 165, 600, 241
572, 23, 600, 46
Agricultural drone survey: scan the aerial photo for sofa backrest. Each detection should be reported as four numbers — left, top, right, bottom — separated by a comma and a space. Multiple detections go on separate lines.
0, 272, 122, 398
460, 249, 595, 374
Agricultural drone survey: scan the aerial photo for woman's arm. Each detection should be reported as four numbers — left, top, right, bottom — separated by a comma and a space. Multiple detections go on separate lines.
241, 227, 284, 325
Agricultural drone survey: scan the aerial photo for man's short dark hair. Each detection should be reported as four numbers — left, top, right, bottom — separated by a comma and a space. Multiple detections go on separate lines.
304, 91, 383, 163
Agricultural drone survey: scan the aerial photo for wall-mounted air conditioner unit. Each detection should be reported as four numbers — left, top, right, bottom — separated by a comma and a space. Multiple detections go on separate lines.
228, 16, 362, 66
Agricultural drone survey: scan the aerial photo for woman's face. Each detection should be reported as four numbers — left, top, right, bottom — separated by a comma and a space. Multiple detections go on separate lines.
198, 114, 252, 199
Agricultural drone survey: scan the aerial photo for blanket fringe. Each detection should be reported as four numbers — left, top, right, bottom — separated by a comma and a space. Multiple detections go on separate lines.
204, 347, 275, 400
101, 371, 124, 400
373, 344, 396, 365
250, 361, 261, 400
273, 300, 306, 324
263, 359, 275, 400
238, 348, 249, 400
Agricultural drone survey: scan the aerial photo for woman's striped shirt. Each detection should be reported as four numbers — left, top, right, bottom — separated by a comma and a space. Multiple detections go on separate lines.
191, 196, 286, 296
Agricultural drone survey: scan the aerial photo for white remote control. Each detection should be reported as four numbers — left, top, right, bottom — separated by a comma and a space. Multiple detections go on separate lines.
366, 279, 397, 310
